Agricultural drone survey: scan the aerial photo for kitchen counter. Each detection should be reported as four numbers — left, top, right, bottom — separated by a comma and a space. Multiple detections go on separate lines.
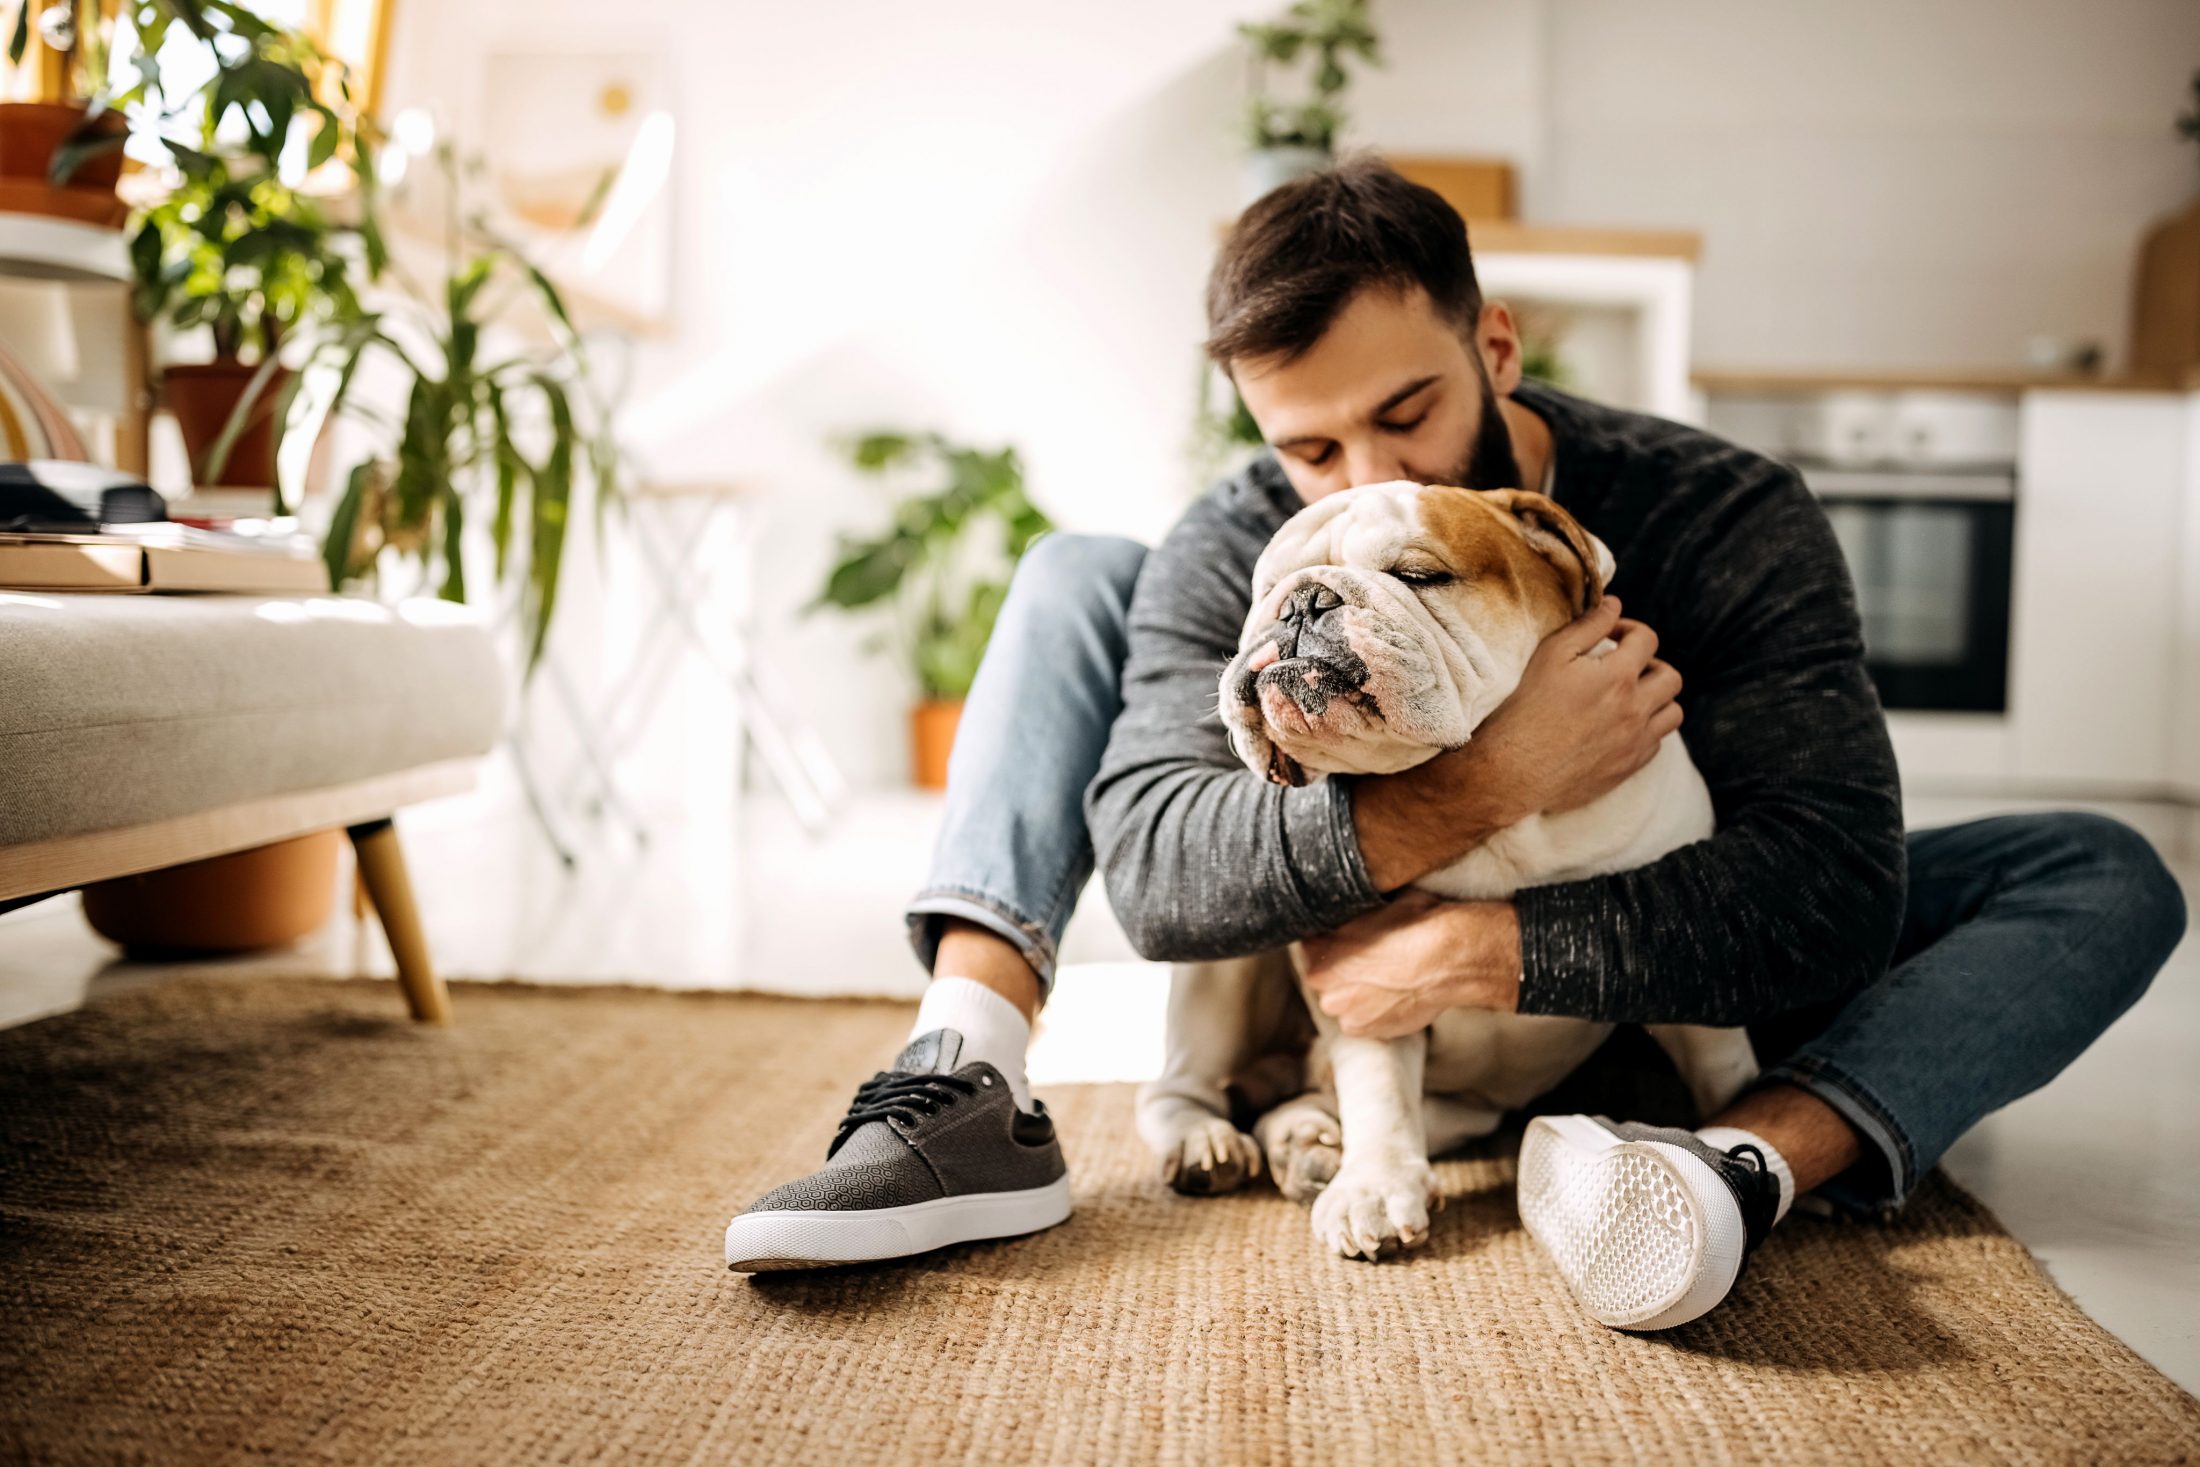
1693, 365, 2200, 396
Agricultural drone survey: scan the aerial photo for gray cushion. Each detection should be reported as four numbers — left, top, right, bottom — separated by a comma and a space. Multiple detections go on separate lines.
0, 591, 503, 846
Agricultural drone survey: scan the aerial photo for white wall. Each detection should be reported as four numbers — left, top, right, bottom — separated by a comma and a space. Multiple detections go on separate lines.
371, 0, 2200, 789
1534, 0, 2200, 371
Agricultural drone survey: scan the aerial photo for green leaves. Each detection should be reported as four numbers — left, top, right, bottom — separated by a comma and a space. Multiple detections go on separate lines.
113, 0, 382, 365
1238, 0, 1382, 152
487, 384, 521, 580
848, 431, 917, 472
47, 111, 128, 188
311, 230, 616, 680
322, 460, 375, 589
524, 376, 575, 672
106, 4, 617, 681
814, 430, 1053, 702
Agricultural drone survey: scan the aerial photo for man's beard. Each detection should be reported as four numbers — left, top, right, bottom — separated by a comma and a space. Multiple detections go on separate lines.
1446, 365, 1525, 491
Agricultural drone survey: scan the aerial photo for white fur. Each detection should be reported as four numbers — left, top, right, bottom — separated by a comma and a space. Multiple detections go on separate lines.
1136, 481, 1757, 1258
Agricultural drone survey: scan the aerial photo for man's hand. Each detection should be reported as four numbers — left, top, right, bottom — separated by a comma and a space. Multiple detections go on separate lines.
1353, 595, 1684, 891
1472, 595, 1684, 816
1300, 892, 1522, 1040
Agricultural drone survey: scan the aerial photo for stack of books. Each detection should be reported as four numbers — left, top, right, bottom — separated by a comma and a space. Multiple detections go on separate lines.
0, 461, 329, 595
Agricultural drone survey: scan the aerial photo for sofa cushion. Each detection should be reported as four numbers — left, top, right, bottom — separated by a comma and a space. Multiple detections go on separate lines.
0, 591, 503, 847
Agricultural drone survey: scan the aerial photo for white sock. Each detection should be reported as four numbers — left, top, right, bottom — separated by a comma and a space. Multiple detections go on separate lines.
910, 976, 1033, 1112
1696, 1125, 1796, 1226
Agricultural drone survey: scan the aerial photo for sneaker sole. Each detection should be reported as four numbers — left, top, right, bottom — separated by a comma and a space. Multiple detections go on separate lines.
1516, 1114, 1743, 1332
725, 1174, 1073, 1272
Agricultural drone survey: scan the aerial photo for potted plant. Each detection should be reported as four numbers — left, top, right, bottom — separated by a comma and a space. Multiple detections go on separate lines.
313, 144, 620, 673
133, 143, 364, 492
814, 431, 1053, 788
0, 0, 127, 224
104, 2, 373, 494
1236, 0, 1382, 206
55, 3, 372, 952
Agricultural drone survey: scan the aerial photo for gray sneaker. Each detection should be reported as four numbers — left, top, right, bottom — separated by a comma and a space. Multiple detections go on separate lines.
723, 1028, 1071, 1272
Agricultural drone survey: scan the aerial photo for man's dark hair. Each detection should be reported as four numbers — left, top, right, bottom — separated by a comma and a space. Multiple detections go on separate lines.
1203, 151, 1482, 371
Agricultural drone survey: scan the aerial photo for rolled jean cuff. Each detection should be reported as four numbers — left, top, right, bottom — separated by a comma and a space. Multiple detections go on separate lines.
905, 888, 1060, 999
1754, 1055, 1919, 1221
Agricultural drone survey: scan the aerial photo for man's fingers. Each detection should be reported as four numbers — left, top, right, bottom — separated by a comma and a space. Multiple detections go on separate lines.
1647, 701, 1684, 740
1552, 595, 1622, 655
1609, 618, 1659, 672
1637, 658, 1682, 708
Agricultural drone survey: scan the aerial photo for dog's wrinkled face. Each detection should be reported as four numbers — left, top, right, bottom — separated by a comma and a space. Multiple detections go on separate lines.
1221, 481, 1616, 786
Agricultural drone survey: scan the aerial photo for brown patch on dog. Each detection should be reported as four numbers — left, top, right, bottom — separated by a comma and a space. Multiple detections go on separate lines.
1417, 485, 1603, 630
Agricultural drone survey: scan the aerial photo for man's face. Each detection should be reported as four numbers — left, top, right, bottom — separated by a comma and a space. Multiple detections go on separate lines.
1230, 283, 1526, 503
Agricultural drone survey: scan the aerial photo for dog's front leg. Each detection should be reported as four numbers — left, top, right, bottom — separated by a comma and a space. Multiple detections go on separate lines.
1136, 957, 1271, 1194
1310, 1028, 1443, 1259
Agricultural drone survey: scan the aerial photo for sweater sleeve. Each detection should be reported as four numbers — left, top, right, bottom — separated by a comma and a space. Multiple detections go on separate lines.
1512, 467, 1908, 1027
1084, 494, 1387, 960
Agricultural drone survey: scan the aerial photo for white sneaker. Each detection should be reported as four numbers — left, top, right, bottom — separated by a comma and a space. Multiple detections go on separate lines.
1517, 1114, 1782, 1331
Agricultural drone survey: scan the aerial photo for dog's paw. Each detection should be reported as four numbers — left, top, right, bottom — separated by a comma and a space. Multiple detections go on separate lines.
1310, 1156, 1441, 1261
1159, 1115, 1264, 1196
1255, 1101, 1342, 1204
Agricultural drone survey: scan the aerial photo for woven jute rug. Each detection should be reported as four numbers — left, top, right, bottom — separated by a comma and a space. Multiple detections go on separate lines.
2, 978, 2195, 1466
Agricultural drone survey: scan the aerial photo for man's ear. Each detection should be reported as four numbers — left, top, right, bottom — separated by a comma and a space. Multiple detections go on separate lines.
1475, 301, 1525, 396
1481, 488, 1612, 612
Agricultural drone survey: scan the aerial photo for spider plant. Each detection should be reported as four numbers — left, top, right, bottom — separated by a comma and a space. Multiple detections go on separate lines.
315, 145, 619, 671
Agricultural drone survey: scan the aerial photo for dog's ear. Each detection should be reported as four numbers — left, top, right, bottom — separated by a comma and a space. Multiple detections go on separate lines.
1481, 489, 1613, 613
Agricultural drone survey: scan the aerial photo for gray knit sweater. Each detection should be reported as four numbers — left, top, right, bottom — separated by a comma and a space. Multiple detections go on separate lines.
1083, 380, 1907, 1026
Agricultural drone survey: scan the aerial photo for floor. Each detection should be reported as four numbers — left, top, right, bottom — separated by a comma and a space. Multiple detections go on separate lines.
2, 775, 2194, 1393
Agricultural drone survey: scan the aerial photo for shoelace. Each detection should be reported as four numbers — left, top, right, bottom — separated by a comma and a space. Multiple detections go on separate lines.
828, 1071, 979, 1156
1718, 1142, 1781, 1250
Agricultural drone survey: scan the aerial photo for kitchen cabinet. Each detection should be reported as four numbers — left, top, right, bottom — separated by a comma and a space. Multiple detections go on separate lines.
2010, 392, 2189, 791
1697, 370, 2200, 806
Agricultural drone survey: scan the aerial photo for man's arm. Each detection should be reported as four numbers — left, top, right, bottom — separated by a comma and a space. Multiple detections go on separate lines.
1351, 595, 1678, 891
1084, 496, 1389, 960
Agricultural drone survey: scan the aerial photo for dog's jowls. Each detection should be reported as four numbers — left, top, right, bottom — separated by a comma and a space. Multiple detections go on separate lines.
1135, 481, 1757, 1260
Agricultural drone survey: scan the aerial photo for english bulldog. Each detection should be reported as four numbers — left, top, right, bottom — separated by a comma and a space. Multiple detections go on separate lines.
1134, 480, 1757, 1260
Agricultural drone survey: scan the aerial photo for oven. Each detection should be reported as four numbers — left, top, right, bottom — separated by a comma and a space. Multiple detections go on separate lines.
1803, 466, 2015, 713
1703, 390, 2021, 715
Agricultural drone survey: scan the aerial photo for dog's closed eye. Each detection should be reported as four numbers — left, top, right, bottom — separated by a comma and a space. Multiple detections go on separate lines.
1390, 566, 1454, 588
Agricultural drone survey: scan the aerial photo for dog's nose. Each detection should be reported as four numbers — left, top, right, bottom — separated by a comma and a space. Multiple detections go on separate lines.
1282, 581, 1344, 628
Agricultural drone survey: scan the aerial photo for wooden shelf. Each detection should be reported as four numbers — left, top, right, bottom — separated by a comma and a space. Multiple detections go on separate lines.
1693, 365, 2200, 397
0, 207, 131, 283
1467, 222, 1699, 262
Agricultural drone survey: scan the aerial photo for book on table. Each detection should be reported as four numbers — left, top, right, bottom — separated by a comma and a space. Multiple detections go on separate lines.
0, 524, 329, 594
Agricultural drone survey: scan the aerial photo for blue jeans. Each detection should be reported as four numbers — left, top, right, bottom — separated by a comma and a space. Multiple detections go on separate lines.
906, 535, 2190, 1212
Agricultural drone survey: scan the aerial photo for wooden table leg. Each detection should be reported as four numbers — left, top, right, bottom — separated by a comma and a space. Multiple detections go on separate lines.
346, 817, 451, 1025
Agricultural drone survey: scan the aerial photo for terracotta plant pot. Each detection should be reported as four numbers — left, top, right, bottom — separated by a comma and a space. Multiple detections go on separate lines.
0, 102, 127, 227
164, 360, 293, 492
82, 830, 342, 954
911, 699, 963, 790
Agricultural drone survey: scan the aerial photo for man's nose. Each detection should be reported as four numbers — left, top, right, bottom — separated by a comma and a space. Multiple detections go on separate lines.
1345, 444, 1407, 487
